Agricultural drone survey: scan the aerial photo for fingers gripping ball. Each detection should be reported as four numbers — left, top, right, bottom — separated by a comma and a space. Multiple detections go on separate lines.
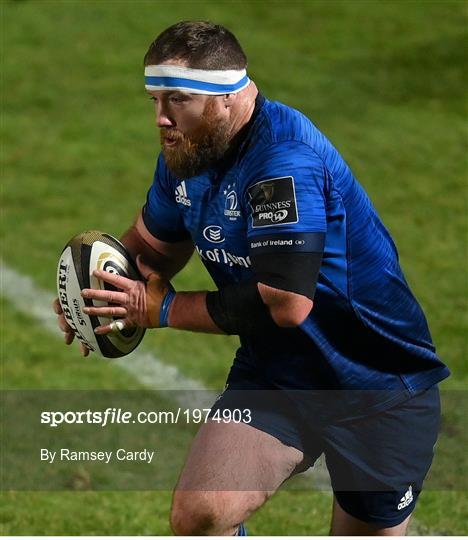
56, 231, 146, 358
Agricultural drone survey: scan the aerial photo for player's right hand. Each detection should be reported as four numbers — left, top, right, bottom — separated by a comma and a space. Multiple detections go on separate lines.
52, 298, 90, 357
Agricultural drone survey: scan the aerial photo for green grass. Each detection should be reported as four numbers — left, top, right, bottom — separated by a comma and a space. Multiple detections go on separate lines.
1, 0, 467, 535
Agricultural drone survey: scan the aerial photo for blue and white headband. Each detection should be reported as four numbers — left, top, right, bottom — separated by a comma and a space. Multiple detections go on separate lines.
144, 65, 250, 95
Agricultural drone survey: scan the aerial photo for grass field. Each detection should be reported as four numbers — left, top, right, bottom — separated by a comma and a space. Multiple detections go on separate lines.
1, 0, 467, 535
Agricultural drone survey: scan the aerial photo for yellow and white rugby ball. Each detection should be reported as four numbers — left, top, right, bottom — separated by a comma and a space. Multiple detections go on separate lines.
57, 231, 145, 358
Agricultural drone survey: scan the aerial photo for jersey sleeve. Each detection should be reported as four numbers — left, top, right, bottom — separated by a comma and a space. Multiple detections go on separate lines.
240, 140, 328, 299
242, 140, 328, 256
141, 155, 191, 242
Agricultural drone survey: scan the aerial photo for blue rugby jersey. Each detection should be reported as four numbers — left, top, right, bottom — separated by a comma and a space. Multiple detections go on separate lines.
142, 95, 449, 402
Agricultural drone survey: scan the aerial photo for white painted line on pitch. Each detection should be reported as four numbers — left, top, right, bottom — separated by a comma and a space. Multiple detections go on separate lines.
0, 260, 213, 398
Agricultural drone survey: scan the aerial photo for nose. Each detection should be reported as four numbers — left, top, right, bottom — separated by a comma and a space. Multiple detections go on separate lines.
156, 103, 175, 128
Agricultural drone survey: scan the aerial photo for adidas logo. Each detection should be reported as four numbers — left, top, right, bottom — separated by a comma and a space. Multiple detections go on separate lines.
397, 485, 413, 510
175, 181, 191, 207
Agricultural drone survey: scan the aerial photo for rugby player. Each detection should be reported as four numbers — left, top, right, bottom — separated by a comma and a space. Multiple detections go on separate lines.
53, 21, 450, 536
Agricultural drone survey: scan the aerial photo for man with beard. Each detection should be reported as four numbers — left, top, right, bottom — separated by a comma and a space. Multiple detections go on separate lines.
54, 21, 449, 536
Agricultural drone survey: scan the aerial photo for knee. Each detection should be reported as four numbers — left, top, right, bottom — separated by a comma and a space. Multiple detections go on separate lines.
170, 491, 219, 536
170, 490, 262, 536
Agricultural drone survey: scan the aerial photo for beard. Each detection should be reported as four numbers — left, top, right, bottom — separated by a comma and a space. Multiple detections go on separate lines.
160, 99, 232, 179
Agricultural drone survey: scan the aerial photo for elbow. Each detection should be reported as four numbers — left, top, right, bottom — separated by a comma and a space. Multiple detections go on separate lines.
269, 303, 312, 327
268, 295, 313, 327
257, 282, 313, 328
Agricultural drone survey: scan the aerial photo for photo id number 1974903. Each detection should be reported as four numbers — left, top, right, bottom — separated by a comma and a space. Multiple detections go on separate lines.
185, 408, 252, 424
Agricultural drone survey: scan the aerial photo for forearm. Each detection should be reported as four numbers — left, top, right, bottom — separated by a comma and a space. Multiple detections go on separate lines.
167, 291, 225, 334
164, 282, 310, 336
82, 271, 309, 337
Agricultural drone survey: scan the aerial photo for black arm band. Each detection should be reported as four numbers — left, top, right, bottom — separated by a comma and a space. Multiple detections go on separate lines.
251, 251, 323, 300
206, 281, 276, 336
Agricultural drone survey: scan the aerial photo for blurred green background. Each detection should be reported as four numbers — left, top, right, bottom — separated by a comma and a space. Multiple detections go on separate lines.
1, 0, 466, 535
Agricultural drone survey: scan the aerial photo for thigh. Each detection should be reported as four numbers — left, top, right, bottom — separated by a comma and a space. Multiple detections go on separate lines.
331, 496, 412, 536
172, 419, 308, 533
325, 386, 441, 528
171, 363, 319, 531
176, 419, 307, 493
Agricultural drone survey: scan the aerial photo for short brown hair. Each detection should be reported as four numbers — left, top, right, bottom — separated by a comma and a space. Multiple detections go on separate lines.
144, 21, 247, 70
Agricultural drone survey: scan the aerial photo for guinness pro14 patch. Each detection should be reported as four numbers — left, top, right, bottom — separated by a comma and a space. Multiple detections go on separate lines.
248, 176, 298, 228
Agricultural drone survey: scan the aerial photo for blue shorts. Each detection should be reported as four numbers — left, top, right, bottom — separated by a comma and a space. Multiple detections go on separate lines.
211, 366, 441, 528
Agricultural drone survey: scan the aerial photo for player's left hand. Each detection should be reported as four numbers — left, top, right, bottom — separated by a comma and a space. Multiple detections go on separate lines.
81, 254, 174, 333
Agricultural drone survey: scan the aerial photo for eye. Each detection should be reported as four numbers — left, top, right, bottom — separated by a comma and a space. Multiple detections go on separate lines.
170, 95, 189, 104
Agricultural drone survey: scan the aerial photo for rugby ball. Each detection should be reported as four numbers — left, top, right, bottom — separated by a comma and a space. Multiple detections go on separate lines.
57, 231, 146, 358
